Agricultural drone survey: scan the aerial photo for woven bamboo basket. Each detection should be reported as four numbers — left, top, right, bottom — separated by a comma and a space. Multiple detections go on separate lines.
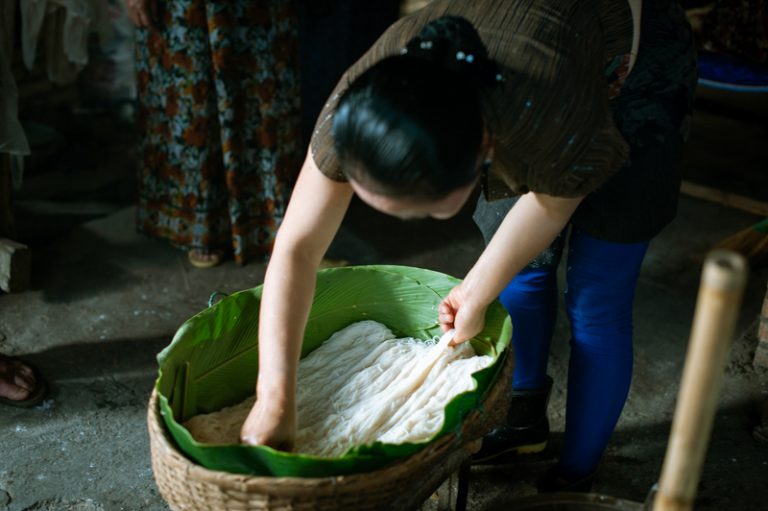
148, 343, 513, 511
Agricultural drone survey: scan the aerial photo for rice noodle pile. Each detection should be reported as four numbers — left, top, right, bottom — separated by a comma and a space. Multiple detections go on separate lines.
183, 320, 493, 457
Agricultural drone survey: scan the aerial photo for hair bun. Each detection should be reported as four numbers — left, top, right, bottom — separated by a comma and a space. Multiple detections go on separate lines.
403, 15, 502, 88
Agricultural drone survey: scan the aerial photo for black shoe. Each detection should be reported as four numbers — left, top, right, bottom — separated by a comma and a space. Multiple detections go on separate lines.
537, 465, 596, 493
472, 376, 553, 464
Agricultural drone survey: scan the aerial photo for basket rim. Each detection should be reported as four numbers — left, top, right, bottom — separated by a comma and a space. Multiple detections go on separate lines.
150, 390, 458, 494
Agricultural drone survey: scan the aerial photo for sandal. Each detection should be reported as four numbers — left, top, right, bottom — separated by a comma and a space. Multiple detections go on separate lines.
0, 356, 49, 408
187, 249, 223, 269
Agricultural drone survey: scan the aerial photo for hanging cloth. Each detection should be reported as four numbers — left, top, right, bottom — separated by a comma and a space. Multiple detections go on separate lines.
19, 0, 113, 84
0, 2, 31, 190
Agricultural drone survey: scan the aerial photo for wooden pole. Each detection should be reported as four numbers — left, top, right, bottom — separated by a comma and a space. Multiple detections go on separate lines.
653, 250, 748, 511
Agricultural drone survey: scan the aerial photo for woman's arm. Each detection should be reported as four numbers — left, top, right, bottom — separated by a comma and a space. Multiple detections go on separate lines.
439, 192, 584, 343
240, 153, 353, 449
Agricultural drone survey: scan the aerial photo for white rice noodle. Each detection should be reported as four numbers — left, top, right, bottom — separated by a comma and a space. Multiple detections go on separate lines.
184, 320, 494, 457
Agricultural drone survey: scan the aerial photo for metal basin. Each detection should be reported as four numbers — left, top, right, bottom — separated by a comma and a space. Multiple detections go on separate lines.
491, 492, 644, 511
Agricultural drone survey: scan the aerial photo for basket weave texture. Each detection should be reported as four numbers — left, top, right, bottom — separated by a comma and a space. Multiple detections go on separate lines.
148, 346, 513, 511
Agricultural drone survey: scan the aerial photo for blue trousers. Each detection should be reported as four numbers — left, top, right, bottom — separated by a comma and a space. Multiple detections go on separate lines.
498, 228, 649, 478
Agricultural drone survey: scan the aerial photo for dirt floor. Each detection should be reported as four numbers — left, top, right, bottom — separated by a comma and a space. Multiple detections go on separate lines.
1, 96, 768, 510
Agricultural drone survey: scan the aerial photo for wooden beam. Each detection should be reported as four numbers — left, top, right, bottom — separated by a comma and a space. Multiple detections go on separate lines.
0, 238, 30, 293
681, 180, 768, 217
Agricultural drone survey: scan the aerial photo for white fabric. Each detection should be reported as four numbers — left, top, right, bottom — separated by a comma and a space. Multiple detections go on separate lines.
20, 0, 49, 72
0, 1, 28, 188
19, 0, 113, 84
5, 0, 124, 187
0, 4, 31, 166
0, 51, 29, 188
45, 7, 80, 84
184, 321, 494, 457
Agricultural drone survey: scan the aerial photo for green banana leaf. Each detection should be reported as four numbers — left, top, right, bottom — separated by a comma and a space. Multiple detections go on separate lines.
156, 265, 512, 477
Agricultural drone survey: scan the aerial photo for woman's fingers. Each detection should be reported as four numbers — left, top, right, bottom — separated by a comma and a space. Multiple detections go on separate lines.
438, 300, 456, 331
452, 302, 486, 345
241, 430, 293, 451
240, 399, 297, 451
439, 284, 486, 344
453, 320, 484, 345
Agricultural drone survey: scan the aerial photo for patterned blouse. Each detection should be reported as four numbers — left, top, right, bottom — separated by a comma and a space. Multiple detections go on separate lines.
309, 0, 635, 200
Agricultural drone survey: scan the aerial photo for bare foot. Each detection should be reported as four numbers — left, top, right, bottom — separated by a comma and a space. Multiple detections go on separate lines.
187, 249, 223, 269
0, 355, 35, 401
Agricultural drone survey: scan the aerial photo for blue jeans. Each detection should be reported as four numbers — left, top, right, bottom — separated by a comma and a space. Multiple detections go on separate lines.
498, 228, 649, 478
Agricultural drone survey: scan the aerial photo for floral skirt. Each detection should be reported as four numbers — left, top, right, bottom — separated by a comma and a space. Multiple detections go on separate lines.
135, 0, 302, 264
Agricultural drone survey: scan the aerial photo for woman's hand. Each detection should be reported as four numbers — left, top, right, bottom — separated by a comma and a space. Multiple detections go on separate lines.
125, 0, 158, 28
240, 398, 297, 451
438, 283, 487, 345
439, 192, 585, 346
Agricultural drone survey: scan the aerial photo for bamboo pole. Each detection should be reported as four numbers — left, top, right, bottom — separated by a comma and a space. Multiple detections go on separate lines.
653, 250, 748, 511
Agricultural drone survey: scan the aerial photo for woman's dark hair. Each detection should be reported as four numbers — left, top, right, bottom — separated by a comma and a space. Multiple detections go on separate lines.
332, 16, 500, 199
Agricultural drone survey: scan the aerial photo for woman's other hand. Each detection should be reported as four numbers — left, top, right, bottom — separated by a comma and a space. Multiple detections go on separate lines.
240, 398, 297, 452
125, 0, 158, 28
438, 283, 487, 345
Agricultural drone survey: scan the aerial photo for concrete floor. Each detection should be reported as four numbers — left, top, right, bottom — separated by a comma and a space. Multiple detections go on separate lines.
1, 104, 768, 510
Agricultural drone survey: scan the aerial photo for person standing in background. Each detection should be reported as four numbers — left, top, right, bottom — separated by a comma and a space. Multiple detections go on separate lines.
126, 0, 302, 267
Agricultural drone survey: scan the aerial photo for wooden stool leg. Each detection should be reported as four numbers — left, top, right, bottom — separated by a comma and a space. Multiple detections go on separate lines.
436, 459, 471, 511
455, 459, 471, 511
436, 475, 453, 510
